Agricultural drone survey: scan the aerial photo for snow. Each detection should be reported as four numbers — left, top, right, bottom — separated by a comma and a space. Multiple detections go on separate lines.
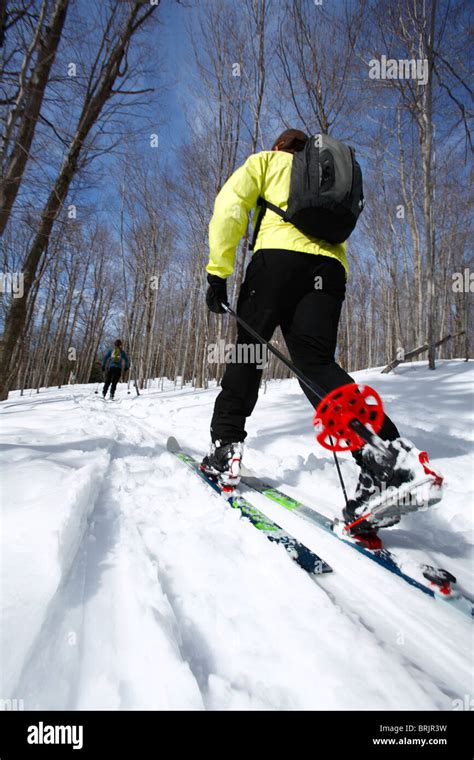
0, 360, 472, 710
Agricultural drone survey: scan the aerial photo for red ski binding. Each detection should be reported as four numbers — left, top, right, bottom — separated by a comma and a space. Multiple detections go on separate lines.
345, 528, 383, 551
333, 519, 383, 550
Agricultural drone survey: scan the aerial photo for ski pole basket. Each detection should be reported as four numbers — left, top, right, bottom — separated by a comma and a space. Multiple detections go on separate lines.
313, 383, 385, 452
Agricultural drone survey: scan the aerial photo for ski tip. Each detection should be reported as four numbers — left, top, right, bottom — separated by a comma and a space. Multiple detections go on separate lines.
318, 561, 334, 575
166, 436, 181, 454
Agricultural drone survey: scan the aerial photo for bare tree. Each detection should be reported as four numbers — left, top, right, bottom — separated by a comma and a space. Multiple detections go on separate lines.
0, 0, 70, 236
0, 0, 158, 398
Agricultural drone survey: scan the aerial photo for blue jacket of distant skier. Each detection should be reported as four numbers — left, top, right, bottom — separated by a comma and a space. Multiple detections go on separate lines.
101, 348, 130, 371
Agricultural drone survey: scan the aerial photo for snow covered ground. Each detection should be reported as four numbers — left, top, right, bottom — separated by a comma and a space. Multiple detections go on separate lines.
1, 360, 472, 710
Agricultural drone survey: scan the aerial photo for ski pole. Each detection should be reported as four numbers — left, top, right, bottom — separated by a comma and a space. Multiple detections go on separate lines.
221, 304, 391, 460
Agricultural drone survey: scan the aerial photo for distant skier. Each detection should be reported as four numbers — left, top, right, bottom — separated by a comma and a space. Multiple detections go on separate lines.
200, 128, 443, 542
101, 340, 129, 400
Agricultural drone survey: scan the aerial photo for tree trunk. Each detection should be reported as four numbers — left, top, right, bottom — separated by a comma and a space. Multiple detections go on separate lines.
0, 1, 157, 399
0, 0, 69, 236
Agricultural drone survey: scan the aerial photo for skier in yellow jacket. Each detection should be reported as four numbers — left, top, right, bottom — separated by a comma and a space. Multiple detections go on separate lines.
201, 129, 442, 540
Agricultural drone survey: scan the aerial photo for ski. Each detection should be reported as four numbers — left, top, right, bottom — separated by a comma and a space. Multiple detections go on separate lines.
166, 437, 332, 578
239, 469, 473, 619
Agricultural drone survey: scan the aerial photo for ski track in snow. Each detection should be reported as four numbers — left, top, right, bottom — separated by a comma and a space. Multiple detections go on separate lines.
1, 360, 472, 710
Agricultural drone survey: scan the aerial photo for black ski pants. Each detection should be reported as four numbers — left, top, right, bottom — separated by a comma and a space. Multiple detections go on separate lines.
211, 250, 399, 449
103, 367, 121, 398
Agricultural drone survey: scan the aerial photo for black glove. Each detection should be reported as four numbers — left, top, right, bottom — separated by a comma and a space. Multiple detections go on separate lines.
206, 274, 228, 314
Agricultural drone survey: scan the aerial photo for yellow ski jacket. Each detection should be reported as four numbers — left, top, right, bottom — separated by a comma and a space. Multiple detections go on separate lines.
207, 150, 348, 279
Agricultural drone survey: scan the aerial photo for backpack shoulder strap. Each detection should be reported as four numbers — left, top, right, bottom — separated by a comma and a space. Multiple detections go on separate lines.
250, 197, 265, 251
249, 198, 285, 251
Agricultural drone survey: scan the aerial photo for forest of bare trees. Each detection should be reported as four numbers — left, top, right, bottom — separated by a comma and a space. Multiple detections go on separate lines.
0, 0, 471, 399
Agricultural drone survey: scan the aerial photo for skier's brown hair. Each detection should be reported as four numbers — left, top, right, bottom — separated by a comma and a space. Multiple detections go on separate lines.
271, 128, 308, 154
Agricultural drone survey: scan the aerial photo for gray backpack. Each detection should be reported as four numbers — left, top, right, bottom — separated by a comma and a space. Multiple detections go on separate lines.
250, 134, 364, 248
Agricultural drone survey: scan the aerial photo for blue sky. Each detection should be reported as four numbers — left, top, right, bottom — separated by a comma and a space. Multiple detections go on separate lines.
81, 0, 199, 222
157, 0, 195, 151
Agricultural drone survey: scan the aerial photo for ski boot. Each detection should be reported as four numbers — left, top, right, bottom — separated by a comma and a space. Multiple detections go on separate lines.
343, 438, 444, 548
200, 441, 244, 492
